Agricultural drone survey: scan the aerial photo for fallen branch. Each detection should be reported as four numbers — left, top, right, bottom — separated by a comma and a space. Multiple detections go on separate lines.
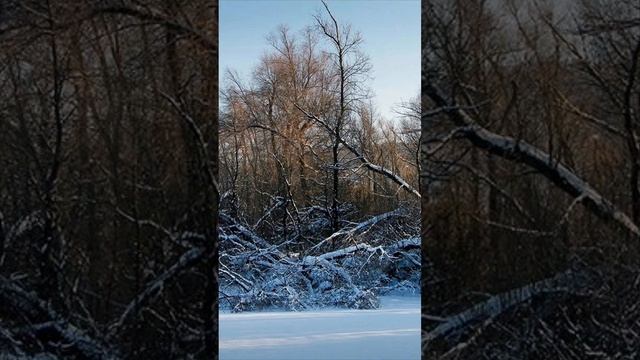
424, 269, 581, 344
308, 208, 407, 253
306, 236, 420, 263
296, 104, 421, 198
386, 237, 421, 254
425, 84, 640, 237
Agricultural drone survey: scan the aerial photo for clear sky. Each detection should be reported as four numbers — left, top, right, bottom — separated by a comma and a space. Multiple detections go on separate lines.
219, 0, 420, 122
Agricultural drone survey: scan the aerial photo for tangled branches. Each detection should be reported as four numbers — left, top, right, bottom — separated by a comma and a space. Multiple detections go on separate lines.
219, 205, 420, 313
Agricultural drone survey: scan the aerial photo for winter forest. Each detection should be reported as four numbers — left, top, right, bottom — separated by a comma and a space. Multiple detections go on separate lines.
218, 2, 421, 358
424, 0, 640, 358
2, 0, 639, 358
218, 2, 421, 311
0, 1, 217, 358
0, 0, 422, 359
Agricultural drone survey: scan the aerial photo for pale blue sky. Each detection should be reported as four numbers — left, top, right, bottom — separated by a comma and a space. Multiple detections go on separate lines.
220, 0, 420, 122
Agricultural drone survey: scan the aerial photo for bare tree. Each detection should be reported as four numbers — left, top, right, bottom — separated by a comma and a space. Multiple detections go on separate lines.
314, 0, 372, 231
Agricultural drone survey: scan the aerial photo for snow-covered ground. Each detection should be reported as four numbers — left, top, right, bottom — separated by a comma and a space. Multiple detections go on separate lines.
219, 296, 421, 360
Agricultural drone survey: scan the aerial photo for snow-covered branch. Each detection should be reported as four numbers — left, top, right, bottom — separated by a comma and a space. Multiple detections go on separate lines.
108, 247, 205, 337
425, 84, 640, 237
311, 237, 420, 261
295, 104, 421, 199
386, 237, 421, 254
308, 208, 407, 253
425, 269, 583, 344
0, 277, 117, 359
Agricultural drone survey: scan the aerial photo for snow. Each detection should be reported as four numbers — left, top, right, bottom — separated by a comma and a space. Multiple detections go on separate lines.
424, 83, 640, 238
219, 296, 421, 360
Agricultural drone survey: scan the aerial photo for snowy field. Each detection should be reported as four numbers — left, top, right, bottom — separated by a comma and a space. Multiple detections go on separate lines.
219, 296, 421, 360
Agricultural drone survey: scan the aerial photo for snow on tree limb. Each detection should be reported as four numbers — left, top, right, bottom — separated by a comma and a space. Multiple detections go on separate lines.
301, 255, 357, 288
313, 243, 384, 261
0, 277, 117, 359
3, 211, 44, 246
425, 269, 582, 344
295, 104, 421, 199
308, 208, 407, 253
108, 247, 205, 337
305, 236, 421, 263
386, 237, 421, 254
220, 205, 419, 311
424, 84, 640, 237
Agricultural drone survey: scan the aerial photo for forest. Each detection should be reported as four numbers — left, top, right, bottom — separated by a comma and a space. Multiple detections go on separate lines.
0, 1, 217, 358
8, 0, 638, 358
217, 1, 421, 313
0, 0, 421, 359
423, 0, 640, 358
